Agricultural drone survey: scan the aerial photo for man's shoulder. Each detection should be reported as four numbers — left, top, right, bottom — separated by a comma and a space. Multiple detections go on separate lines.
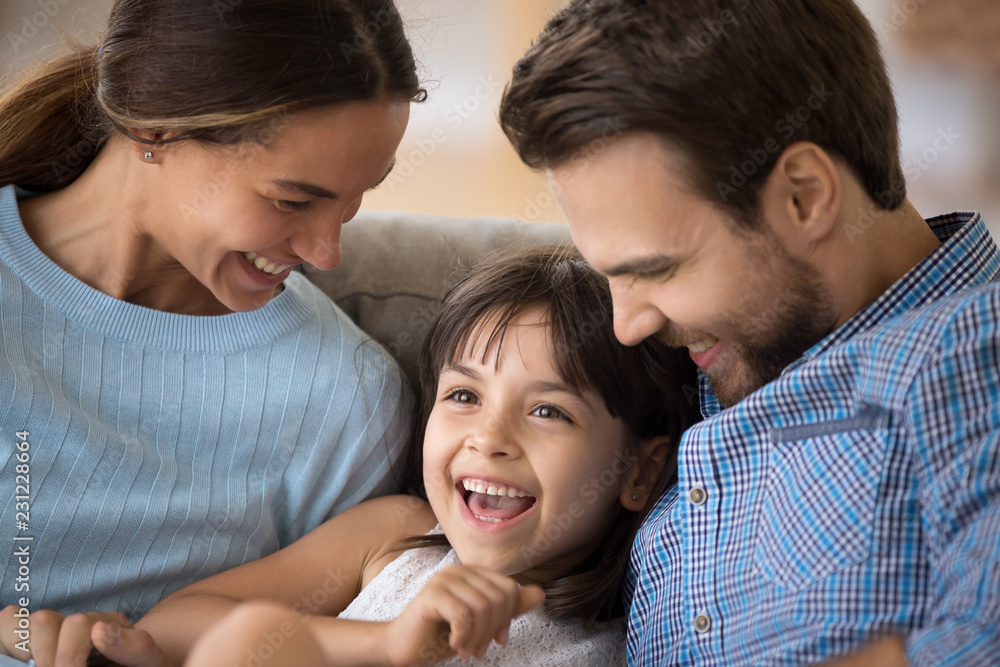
864, 281, 1000, 349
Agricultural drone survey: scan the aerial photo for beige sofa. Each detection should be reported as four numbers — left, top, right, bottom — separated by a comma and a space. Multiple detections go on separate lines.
305, 209, 572, 387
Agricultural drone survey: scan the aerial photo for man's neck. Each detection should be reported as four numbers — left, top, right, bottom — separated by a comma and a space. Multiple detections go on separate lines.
826, 197, 941, 329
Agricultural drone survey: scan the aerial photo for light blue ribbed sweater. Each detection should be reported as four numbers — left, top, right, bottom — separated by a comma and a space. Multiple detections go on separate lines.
0, 185, 411, 621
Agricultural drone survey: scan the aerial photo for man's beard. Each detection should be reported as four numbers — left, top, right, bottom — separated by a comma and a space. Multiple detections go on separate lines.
706, 254, 836, 408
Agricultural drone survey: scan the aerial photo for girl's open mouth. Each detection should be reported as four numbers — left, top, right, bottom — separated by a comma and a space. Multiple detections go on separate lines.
458, 478, 537, 525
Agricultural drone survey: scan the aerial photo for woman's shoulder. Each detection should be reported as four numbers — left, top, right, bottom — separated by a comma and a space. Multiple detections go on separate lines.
286, 272, 402, 367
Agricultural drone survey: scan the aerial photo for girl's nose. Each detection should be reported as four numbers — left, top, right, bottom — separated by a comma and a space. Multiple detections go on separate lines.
466, 413, 521, 459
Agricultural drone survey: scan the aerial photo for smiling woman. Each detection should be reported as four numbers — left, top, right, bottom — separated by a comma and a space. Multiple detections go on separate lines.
0, 1, 423, 665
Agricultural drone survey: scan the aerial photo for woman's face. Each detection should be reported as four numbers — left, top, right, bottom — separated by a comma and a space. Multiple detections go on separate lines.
147, 99, 409, 312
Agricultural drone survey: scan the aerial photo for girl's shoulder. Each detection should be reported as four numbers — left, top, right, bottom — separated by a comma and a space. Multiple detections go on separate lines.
346, 495, 439, 588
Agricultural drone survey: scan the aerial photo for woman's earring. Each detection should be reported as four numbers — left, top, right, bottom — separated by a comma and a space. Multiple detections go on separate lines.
632, 494, 639, 501
144, 151, 153, 160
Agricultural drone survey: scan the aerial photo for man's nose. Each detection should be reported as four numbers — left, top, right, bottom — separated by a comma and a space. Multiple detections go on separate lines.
611, 281, 669, 346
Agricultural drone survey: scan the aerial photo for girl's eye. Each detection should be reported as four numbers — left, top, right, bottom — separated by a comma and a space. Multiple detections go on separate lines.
276, 199, 312, 212
532, 404, 571, 422
444, 389, 480, 405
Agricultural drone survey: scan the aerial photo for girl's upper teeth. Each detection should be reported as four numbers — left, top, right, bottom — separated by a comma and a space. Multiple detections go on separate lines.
461, 478, 528, 498
244, 251, 289, 275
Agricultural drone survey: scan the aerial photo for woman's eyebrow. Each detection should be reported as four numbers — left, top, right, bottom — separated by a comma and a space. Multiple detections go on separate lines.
273, 160, 396, 199
369, 159, 396, 190
272, 179, 338, 199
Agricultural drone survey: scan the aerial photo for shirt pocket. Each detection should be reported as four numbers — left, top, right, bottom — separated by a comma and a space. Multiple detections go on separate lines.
754, 409, 890, 592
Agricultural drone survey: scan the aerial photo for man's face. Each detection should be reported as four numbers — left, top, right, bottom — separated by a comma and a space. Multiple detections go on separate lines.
549, 133, 836, 407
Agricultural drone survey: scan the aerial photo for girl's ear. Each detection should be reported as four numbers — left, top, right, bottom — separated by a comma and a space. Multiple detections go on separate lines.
620, 435, 673, 512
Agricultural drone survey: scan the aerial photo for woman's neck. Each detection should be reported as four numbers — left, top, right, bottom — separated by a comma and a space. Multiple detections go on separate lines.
17, 138, 231, 315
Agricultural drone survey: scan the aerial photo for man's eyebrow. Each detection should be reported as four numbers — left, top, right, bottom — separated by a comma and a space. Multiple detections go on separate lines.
368, 159, 396, 191
273, 179, 337, 200
603, 254, 677, 278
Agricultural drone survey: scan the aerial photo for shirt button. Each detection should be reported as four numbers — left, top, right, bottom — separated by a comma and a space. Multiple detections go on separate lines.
694, 613, 712, 633
689, 486, 708, 506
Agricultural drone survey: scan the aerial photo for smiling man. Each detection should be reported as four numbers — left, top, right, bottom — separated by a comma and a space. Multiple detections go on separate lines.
499, 0, 1000, 665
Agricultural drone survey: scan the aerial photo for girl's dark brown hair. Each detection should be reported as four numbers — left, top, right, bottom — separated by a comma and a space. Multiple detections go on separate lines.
499, 0, 905, 229
0, 0, 425, 191
402, 245, 700, 629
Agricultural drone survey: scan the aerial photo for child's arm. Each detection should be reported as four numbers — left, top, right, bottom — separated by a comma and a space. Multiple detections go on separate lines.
378, 564, 545, 664
177, 569, 545, 667
134, 495, 438, 666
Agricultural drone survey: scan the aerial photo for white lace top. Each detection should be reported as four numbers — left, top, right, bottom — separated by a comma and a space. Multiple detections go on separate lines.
339, 530, 626, 666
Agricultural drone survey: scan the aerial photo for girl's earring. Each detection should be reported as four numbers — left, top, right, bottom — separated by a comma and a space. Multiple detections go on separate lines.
632, 494, 639, 501
144, 151, 153, 160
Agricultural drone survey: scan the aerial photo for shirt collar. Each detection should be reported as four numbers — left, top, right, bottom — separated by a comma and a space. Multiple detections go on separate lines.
700, 212, 999, 416
793, 211, 999, 368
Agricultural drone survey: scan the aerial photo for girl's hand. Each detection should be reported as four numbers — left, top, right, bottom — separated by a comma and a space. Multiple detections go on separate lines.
0, 606, 169, 667
90, 620, 174, 667
384, 565, 545, 666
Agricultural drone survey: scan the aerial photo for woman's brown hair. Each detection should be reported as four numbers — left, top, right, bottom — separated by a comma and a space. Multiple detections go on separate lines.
499, 0, 905, 229
0, 0, 426, 191
401, 246, 700, 629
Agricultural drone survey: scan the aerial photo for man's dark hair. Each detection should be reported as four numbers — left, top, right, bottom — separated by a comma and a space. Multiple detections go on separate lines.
499, 0, 905, 228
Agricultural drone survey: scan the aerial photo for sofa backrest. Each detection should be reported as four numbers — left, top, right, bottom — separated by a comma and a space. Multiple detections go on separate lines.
304, 209, 571, 387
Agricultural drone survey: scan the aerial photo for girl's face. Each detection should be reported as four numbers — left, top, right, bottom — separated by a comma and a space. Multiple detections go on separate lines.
145, 99, 408, 312
422, 307, 635, 584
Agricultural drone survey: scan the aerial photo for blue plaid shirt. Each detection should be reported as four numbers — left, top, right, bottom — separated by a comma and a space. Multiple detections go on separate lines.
625, 212, 1000, 666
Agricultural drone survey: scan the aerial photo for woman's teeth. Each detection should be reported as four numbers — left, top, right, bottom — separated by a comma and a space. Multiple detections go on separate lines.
244, 251, 290, 276
687, 336, 719, 354
461, 478, 529, 498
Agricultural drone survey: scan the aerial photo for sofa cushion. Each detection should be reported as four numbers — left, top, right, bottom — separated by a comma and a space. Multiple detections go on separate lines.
304, 209, 571, 386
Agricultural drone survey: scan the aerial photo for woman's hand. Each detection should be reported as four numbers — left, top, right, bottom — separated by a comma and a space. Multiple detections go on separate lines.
0, 606, 171, 667
384, 565, 545, 666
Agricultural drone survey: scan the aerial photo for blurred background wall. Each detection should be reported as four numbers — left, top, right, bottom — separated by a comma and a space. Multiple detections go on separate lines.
2, 0, 997, 236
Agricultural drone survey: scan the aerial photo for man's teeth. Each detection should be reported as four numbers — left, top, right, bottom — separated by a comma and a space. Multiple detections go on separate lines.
244, 251, 290, 276
687, 336, 719, 354
461, 478, 528, 498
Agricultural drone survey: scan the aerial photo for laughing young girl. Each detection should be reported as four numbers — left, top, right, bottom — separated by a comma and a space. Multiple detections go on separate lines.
89, 246, 698, 666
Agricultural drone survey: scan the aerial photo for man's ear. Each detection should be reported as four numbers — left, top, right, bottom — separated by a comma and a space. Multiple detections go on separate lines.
620, 435, 673, 512
760, 141, 842, 256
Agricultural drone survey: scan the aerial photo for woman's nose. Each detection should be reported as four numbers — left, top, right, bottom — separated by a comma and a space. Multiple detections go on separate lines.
293, 202, 359, 270
302, 224, 342, 271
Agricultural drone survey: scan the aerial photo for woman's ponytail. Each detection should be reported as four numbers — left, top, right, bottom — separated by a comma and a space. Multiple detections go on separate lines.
0, 0, 425, 193
0, 47, 109, 191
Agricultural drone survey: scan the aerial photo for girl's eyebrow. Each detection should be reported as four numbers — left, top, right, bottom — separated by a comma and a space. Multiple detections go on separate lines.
440, 363, 483, 382
526, 380, 578, 396
531, 380, 597, 410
